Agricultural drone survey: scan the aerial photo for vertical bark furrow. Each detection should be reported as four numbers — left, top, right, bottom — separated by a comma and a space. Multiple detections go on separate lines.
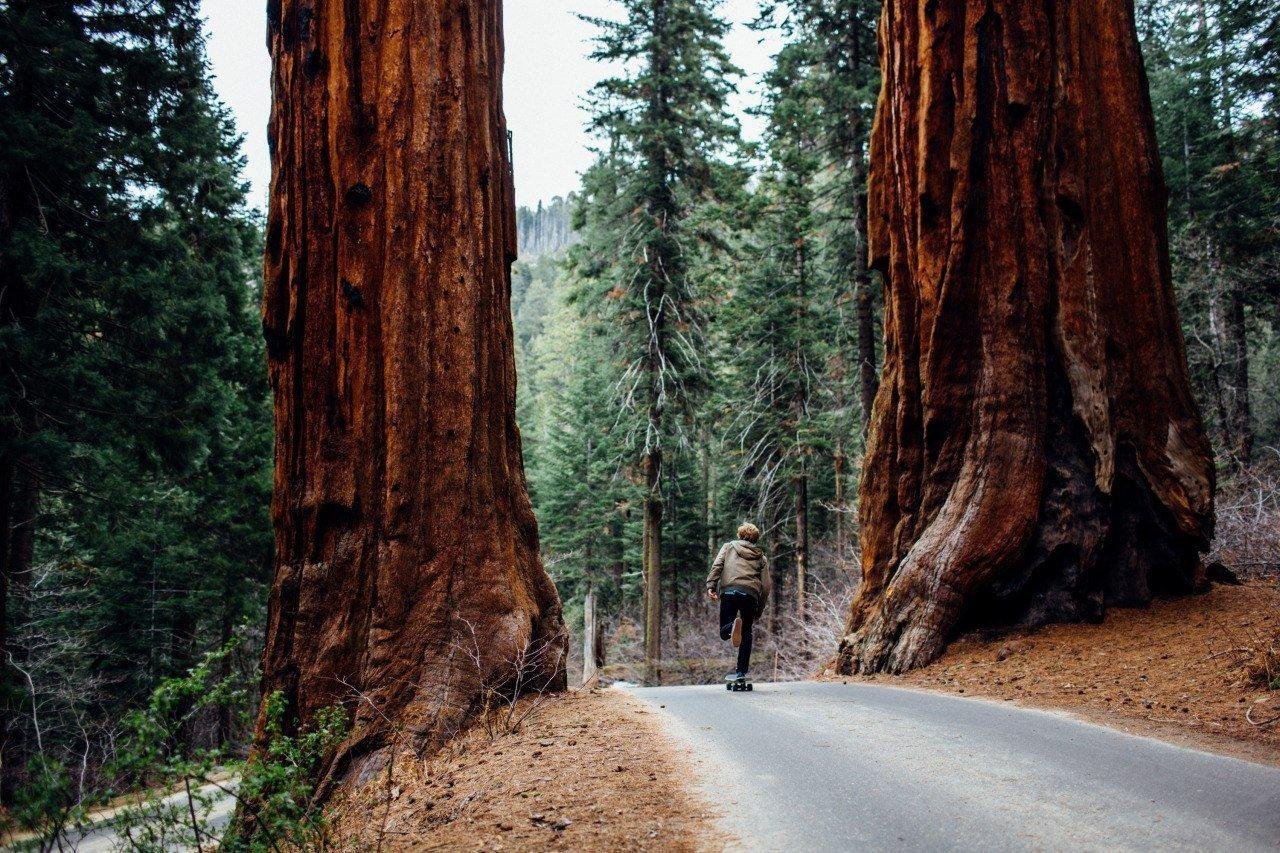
256, 0, 566, 791
840, 0, 1214, 674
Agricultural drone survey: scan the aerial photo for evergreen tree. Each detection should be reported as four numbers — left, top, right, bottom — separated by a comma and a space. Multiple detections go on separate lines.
1141, 0, 1280, 462
721, 40, 828, 620
573, 0, 743, 682
533, 308, 641, 618
754, 0, 881, 558
0, 0, 269, 798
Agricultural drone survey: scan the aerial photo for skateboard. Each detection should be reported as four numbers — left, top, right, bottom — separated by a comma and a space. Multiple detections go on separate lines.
726, 676, 753, 692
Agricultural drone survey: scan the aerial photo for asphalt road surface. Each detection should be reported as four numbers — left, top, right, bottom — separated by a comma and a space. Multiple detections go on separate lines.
631, 681, 1280, 852
53, 778, 237, 852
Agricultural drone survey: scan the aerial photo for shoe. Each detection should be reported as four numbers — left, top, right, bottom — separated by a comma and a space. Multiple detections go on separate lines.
725, 671, 744, 683
731, 615, 743, 648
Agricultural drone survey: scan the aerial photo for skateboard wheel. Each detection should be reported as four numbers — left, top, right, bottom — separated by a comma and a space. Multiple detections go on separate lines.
746, 683, 753, 691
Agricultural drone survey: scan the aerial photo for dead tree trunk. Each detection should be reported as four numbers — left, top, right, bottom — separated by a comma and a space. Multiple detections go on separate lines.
1205, 284, 1232, 453
833, 429, 847, 561
765, 514, 782, 635
1221, 288, 1252, 464
642, 446, 662, 685
610, 509, 626, 592
794, 475, 808, 621
581, 586, 604, 685
792, 237, 810, 622
1208, 266, 1252, 466
839, 0, 1216, 674
256, 0, 566, 790
667, 488, 680, 645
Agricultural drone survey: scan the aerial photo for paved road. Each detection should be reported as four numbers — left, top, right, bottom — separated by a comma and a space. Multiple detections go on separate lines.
52, 779, 237, 852
631, 681, 1280, 852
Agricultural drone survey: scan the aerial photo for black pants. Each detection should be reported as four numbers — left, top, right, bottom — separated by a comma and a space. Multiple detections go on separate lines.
719, 590, 757, 675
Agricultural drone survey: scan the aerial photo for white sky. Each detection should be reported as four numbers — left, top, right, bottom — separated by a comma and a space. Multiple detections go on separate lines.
201, 0, 781, 211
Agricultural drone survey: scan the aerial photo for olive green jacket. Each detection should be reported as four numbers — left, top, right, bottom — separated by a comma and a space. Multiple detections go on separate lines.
706, 540, 771, 610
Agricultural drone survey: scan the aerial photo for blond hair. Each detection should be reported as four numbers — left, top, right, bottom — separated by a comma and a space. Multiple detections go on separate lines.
737, 522, 761, 542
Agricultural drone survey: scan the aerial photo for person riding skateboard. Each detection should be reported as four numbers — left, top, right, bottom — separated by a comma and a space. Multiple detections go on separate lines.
706, 522, 771, 685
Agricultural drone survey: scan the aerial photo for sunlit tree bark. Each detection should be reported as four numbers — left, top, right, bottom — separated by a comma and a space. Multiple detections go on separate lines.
256, 0, 566, 792
839, 0, 1216, 674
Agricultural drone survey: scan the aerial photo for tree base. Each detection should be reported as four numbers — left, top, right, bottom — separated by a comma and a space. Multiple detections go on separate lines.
837, 459, 1208, 676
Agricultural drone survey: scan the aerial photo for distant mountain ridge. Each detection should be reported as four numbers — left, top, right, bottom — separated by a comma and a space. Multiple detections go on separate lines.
517, 195, 577, 259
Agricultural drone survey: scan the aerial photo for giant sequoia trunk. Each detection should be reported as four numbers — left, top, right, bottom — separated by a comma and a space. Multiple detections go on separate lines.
257, 0, 566, 790
838, 0, 1216, 674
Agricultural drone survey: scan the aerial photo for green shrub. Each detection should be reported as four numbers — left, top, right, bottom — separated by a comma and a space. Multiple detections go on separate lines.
11, 641, 347, 852
219, 692, 348, 851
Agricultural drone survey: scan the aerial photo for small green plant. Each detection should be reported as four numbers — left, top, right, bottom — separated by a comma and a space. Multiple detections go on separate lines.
10, 639, 347, 852
105, 685, 347, 853
102, 640, 252, 851
220, 692, 349, 851
7, 756, 91, 851
111, 639, 249, 785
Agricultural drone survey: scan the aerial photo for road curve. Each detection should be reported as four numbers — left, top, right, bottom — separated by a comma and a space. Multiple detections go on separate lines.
57, 779, 237, 852
630, 681, 1280, 852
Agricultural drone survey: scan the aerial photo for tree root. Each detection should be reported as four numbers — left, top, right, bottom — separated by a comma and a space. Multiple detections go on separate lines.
838, 594, 950, 675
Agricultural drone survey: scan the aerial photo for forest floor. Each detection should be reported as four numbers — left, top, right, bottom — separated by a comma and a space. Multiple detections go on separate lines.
326, 687, 724, 851
851, 578, 1280, 765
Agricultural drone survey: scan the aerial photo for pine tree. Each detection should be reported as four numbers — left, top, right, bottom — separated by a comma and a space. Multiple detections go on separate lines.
574, 0, 743, 683
721, 39, 828, 620
0, 0, 270, 797
754, 1, 881, 561
532, 308, 640, 619
1141, 0, 1277, 465
758, 0, 881, 433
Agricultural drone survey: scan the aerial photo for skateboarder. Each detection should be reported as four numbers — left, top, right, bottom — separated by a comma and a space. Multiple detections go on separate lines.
706, 522, 771, 688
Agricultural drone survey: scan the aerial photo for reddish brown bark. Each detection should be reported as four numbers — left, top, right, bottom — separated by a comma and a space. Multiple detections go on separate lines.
838, 0, 1216, 674
257, 0, 566, 788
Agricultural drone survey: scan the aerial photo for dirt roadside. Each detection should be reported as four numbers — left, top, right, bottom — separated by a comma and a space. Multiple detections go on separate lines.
324, 581, 1278, 849
847, 580, 1280, 766
326, 688, 726, 851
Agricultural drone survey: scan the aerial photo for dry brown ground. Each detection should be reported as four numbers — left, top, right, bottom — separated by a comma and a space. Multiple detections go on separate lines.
324, 580, 1277, 849
326, 688, 725, 851
847, 579, 1280, 765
